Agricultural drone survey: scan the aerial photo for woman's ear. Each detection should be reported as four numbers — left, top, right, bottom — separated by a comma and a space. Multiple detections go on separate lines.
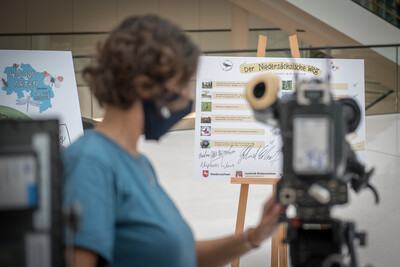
133, 75, 159, 99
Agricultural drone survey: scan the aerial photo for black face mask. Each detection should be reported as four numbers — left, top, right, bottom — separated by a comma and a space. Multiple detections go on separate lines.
142, 99, 193, 141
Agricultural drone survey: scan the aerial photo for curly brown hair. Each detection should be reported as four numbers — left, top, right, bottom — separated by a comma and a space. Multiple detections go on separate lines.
83, 15, 200, 109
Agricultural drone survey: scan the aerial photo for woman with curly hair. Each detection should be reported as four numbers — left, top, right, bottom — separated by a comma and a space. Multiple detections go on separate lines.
63, 14, 282, 267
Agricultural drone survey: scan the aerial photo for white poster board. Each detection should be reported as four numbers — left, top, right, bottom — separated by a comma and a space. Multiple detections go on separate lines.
0, 50, 83, 148
194, 56, 366, 181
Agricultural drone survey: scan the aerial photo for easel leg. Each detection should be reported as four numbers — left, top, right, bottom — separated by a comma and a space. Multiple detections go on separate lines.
271, 183, 279, 267
232, 184, 249, 267
274, 34, 298, 267
279, 223, 288, 267
272, 183, 288, 267
289, 35, 300, 58
257, 35, 267, 57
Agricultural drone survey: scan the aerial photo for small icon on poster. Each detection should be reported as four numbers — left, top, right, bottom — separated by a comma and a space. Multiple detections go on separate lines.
201, 126, 211, 136
200, 139, 210, 148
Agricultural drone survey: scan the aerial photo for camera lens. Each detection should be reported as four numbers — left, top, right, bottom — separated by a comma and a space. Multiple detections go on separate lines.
253, 82, 266, 99
340, 98, 361, 133
245, 74, 279, 110
279, 188, 296, 205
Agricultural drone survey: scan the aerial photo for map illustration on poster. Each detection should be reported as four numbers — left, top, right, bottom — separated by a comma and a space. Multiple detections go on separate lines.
0, 50, 83, 148
194, 56, 366, 181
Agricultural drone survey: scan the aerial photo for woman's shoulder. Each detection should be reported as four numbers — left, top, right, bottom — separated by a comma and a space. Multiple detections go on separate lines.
62, 130, 113, 164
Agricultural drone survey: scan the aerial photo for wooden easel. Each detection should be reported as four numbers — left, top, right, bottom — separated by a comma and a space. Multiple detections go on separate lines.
231, 35, 300, 267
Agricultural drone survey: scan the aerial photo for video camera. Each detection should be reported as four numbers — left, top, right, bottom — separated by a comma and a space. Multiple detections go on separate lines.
0, 120, 64, 267
245, 72, 378, 267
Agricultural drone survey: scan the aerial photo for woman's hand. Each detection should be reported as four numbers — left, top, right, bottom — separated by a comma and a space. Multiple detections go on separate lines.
196, 196, 284, 267
250, 196, 284, 246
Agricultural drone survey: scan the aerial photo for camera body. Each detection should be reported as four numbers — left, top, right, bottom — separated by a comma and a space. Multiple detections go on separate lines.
277, 79, 362, 219
246, 73, 375, 267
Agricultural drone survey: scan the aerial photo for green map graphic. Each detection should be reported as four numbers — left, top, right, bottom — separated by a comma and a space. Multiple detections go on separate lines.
2, 64, 55, 113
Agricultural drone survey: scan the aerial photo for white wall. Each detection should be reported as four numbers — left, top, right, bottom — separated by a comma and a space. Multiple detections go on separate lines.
139, 113, 400, 266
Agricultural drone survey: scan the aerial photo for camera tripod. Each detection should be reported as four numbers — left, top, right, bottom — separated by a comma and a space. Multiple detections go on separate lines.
285, 216, 366, 267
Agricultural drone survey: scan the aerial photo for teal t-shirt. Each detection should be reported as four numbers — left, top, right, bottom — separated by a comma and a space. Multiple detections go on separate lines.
63, 130, 196, 267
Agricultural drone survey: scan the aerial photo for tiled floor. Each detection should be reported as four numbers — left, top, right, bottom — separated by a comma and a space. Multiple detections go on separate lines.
139, 113, 400, 267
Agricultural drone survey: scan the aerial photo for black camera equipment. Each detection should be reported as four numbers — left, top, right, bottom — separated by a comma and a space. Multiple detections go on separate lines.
245, 72, 378, 267
0, 120, 64, 267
